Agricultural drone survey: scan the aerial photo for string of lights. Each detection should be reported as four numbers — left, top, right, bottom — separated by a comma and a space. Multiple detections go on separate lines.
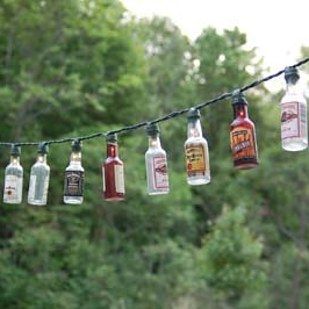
1, 57, 309, 148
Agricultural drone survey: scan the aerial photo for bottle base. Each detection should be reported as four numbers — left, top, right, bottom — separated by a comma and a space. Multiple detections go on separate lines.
234, 163, 259, 170
282, 141, 308, 152
3, 200, 22, 204
63, 197, 83, 205
187, 177, 211, 186
28, 200, 47, 206
148, 190, 169, 195
104, 196, 125, 202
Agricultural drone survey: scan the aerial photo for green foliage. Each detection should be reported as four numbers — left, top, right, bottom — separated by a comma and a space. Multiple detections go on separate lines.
200, 206, 267, 307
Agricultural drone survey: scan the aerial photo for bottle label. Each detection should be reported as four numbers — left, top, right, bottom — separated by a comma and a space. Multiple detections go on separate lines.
230, 126, 257, 162
281, 101, 302, 139
185, 144, 206, 175
114, 165, 125, 194
64, 171, 84, 197
152, 156, 169, 189
3, 175, 22, 202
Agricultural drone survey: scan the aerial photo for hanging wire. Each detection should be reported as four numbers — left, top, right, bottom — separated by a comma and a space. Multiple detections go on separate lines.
1, 57, 309, 147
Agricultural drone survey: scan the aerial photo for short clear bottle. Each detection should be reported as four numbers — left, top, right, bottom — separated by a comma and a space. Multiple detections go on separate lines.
28, 143, 50, 206
3, 144, 23, 204
145, 123, 169, 195
64, 139, 84, 205
184, 108, 211, 185
280, 66, 308, 151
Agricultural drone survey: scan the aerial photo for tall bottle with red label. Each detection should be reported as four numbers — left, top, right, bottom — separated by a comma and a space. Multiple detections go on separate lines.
3, 144, 23, 204
184, 108, 210, 185
145, 123, 169, 195
230, 89, 259, 170
103, 133, 125, 202
280, 66, 308, 151
64, 139, 84, 205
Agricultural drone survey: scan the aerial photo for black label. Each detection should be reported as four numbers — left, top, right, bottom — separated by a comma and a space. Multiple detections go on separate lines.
64, 171, 84, 197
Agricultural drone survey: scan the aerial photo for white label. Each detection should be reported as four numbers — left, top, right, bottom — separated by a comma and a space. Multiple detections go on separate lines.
114, 165, 125, 194
152, 156, 169, 189
28, 174, 36, 201
281, 101, 301, 139
3, 175, 22, 202
102, 167, 106, 192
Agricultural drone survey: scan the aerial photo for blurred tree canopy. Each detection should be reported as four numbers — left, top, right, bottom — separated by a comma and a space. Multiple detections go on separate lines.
0, 0, 309, 308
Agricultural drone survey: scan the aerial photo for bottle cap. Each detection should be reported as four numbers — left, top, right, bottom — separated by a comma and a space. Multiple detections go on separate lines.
187, 108, 201, 120
231, 89, 248, 105
146, 123, 160, 136
106, 133, 118, 143
71, 139, 82, 152
284, 66, 299, 85
37, 142, 49, 154
10, 144, 21, 157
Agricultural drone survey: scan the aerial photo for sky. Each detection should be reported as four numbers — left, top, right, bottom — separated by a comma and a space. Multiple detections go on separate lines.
120, 0, 308, 74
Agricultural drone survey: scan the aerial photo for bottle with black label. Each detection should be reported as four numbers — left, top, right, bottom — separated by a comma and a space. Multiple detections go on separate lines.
230, 90, 259, 170
64, 139, 84, 205
184, 108, 210, 185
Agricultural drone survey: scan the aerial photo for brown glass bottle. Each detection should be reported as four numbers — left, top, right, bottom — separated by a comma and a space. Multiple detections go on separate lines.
230, 90, 259, 170
103, 134, 125, 201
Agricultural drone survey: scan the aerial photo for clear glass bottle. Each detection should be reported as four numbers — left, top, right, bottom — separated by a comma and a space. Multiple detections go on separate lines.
64, 139, 84, 205
145, 123, 169, 195
27, 143, 50, 206
230, 90, 259, 170
103, 133, 125, 202
280, 66, 308, 151
3, 144, 23, 204
184, 108, 211, 185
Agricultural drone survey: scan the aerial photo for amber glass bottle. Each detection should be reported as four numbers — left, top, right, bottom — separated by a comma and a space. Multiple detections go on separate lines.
230, 90, 259, 170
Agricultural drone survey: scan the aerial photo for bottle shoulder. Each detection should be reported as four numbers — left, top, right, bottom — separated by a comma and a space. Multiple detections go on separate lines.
31, 162, 50, 172
230, 117, 254, 129
104, 156, 123, 165
185, 136, 207, 146
280, 92, 306, 104
65, 164, 84, 172
145, 147, 166, 156
6, 163, 23, 172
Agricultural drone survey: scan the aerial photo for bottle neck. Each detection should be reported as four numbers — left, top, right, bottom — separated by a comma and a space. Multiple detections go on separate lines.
37, 154, 47, 164
187, 118, 203, 138
148, 134, 161, 149
10, 156, 20, 164
286, 82, 301, 95
70, 151, 82, 164
233, 103, 249, 119
107, 143, 118, 157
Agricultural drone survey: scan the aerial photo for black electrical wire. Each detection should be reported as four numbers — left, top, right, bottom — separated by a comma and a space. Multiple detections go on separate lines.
1, 57, 308, 147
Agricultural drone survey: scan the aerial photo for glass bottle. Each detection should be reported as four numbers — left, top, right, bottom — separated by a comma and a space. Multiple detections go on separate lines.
64, 139, 84, 205
184, 108, 210, 185
230, 90, 259, 170
27, 143, 50, 206
145, 123, 169, 195
3, 144, 23, 204
280, 66, 308, 151
103, 133, 125, 201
